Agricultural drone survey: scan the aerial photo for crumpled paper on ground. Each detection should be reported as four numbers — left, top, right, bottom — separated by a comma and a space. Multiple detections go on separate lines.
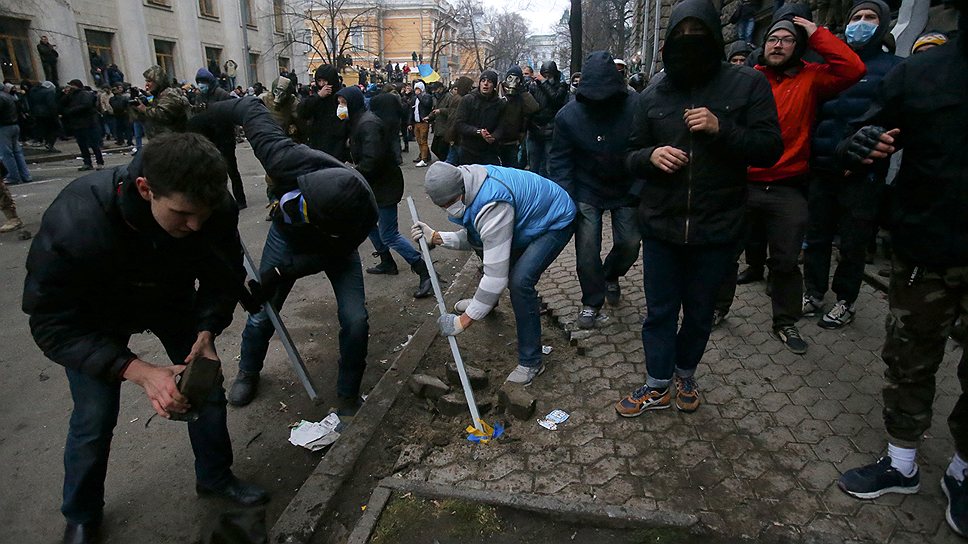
288, 413, 341, 451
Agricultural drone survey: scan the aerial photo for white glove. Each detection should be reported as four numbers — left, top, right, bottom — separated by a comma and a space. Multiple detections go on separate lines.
411, 221, 437, 247
437, 313, 466, 336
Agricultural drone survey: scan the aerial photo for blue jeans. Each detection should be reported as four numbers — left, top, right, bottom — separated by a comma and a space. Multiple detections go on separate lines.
445, 145, 460, 165
368, 204, 421, 264
641, 238, 736, 388
0, 124, 31, 183
738, 18, 755, 44
509, 227, 574, 367
62, 323, 233, 524
239, 223, 369, 398
575, 203, 641, 308
527, 133, 552, 178
133, 121, 144, 151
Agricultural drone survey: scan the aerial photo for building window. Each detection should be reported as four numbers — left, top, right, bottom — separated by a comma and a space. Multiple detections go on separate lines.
85, 30, 114, 74
273, 0, 285, 33
0, 17, 37, 82
146, 0, 172, 7
205, 47, 222, 74
249, 53, 260, 84
154, 39, 176, 81
199, 0, 218, 18
349, 26, 364, 51
278, 56, 289, 75
243, 0, 257, 28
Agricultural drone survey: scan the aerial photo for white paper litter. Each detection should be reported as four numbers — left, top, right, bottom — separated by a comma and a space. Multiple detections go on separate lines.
542, 345, 553, 355
288, 413, 341, 451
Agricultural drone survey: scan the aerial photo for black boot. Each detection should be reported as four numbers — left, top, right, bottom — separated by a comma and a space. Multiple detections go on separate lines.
736, 265, 765, 284
228, 371, 260, 407
411, 260, 433, 299
366, 251, 398, 275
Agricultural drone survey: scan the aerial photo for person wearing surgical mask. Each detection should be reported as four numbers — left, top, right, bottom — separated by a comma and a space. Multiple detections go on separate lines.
802, 0, 900, 334
193, 66, 247, 207
411, 161, 575, 386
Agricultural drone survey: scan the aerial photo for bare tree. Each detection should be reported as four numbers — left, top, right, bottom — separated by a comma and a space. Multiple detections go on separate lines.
420, 6, 462, 70
269, 0, 390, 71
582, 0, 635, 60
486, 10, 530, 71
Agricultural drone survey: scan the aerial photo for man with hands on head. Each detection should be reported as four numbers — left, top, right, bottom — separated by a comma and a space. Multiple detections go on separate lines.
412, 161, 575, 386
23, 132, 266, 544
615, 0, 782, 418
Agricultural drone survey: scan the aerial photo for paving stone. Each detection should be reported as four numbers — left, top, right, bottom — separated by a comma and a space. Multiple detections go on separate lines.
445, 361, 489, 390
408, 373, 450, 400
435, 391, 493, 417
497, 383, 536, 420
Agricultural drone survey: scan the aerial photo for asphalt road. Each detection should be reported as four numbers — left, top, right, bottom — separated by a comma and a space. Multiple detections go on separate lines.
0, 142, 464, 543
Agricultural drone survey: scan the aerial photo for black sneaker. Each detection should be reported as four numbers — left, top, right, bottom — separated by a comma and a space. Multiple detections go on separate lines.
712, 309, 727, 328
802, 295, 823, 317
605, 281, 621, 306
773, 325, 808, 355
736, 266, 765, 284
818, 300, 855, 329
838, 457, 920, 499
942, 472, 968, 537
577, 306, 598, 329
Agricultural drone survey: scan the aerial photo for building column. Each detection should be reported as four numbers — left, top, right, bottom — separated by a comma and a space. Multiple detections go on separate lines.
115, 0, 153, 83
175, 1, 205, 82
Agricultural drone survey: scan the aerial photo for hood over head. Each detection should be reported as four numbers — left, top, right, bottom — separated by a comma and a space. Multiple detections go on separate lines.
502, 65, 524, 95
41, 80, 55, 90
766, 3, 813, 65
576, 51, 629, 102
726, 39, 753, 61
335, 85, 365, 117
414, 81, 426, 93
847, 0, 892, 54
195, 68, 217, 84
293, 169, 379, 255
662, 0, 725, 89
314, 64, 338, 85
454, 76, 474, 95
539, 61, 561, 81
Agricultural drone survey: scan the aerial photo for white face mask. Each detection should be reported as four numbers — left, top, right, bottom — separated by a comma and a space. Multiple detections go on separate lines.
445, 199, 466, 218
336, 104, 349, 120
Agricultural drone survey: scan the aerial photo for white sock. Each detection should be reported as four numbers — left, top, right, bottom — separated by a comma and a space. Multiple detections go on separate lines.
888, 443, 918, 477
948, 453, 968, 482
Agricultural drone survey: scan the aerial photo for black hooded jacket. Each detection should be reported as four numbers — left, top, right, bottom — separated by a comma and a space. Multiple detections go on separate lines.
298, 65, 348, 161
22, 156, 244, 381
842, 32, 968, 267
454, 88, 506, 162
337, 86, 404, 207
529, 61, 571, 138
202, 97, 378, 259
548, 51, 638, 208
626, 0, 782, 245
369, 90, 406, 143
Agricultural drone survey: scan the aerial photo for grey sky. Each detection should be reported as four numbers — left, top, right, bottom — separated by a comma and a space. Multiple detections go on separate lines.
481, 0, 569, 35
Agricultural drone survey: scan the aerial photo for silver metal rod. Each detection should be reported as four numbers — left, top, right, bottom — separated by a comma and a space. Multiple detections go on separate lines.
241, 244, 320, 404
406, 196, 484, 432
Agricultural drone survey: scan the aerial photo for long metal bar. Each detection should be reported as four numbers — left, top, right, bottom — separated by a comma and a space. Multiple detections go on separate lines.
406, 196, 483, 432
241, 244, 320, 404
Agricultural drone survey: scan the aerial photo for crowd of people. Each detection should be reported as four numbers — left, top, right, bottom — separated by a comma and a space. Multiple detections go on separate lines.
5, 0, 968, 542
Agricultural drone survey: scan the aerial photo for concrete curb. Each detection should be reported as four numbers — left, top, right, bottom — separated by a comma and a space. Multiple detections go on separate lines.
362, 477, 700, 536
268, 255, 481, 544
24, 144, 131, 164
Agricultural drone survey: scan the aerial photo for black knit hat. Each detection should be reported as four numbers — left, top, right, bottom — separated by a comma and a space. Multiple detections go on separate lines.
479, 70, 498, 85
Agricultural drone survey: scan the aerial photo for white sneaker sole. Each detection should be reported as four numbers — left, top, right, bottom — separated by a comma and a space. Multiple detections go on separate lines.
840, 481, 919, 499
942, 477, 967, 537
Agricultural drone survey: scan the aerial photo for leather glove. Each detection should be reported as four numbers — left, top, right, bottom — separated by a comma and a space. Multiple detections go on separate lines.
844, 125, 887, 164
437, 313, 466, 336
411, 221, 437, 247
239, 267, 284, 314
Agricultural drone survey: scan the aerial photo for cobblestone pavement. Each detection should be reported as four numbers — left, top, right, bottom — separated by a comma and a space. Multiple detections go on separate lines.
395, 219, 964, 543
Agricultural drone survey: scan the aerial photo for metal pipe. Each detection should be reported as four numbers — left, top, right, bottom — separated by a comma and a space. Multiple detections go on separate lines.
406, 196, 484, 432
639, 0, 651, 75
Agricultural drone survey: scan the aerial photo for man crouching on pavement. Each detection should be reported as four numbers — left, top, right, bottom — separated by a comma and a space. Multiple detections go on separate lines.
22, 132, 266, 544
412, 161, 575, 385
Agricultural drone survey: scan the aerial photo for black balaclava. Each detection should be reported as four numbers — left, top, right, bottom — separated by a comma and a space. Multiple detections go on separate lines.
662, 0, 724, 90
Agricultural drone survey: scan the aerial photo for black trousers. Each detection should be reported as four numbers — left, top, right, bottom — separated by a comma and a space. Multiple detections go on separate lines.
219, 144, 246, 204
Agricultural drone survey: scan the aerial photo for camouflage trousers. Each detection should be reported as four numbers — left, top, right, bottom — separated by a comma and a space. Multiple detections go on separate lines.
0, 180, 15, 214
882, 256, 968, 456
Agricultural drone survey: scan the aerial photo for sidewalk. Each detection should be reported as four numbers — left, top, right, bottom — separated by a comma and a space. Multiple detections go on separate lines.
393, 217, 964, 543
22, 140, 132, 164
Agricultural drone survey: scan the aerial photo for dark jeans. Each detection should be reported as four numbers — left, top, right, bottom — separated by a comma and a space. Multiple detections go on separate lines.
575, 203, 641, 308
0, 124, 31, 183
35, 116, 60, 148
498, 143, 520, 169
62, 324, 233, 524
445, 145, 460, 165
239, 223, 369, 398
881, 257, 968, 456
715, 214, 767, 313
526, 133, 552, 178
803, 174, 881, 305
509, 227, 574, 367
430, 134, 450, 162
641, 238, 736, 387
114, 119, 133, 145
746, 183, 808, 328
220, 145, 245, 204
43, 61, 58, 85
74, 125, 103, 167
368, 204, 421, 265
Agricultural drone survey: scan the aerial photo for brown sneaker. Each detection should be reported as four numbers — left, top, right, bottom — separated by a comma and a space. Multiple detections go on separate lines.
0, 217, 23, 233
614, 385, 671, 418
674, 375, 701, 413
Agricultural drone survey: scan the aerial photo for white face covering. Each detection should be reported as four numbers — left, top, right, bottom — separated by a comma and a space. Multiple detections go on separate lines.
445, 199, 466, 218
336, 104, 349, 120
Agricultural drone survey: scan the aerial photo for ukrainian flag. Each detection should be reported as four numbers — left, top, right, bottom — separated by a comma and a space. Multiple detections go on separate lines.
417, 63, 441, 83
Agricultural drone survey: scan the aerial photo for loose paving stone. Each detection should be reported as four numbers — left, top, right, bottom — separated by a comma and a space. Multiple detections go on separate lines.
445, 361, 489, 390
496, 383, 536, 420
435, 391, 493, 417
408, 373, 450, 400
396, 225, 962, 543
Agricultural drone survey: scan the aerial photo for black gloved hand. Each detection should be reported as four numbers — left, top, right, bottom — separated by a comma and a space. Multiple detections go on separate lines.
844, 125, 887, 164
239, 267, 284, 314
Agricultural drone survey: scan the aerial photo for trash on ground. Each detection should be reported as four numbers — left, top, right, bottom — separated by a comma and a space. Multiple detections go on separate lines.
288, 413, 341, 451
538, 409, 570, 430
466, 419, 504, 444
542, 345, 553, 355
392, 334, 414, 352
